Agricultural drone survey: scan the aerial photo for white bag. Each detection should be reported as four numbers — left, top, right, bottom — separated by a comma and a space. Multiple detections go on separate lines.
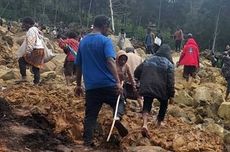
16, 40, 27, 58
154, 36, 162, 46
42, 39, 55, 63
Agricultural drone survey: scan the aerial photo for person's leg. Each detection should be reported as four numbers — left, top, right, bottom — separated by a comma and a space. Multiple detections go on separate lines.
157, 99, 169, 126
175, 40, 179, 51
104, 86, 128, 137
18, 57, 27, 80
83, 89, 103, 146
64, 61, 74, 85
32, 66, 40, 84
146, 46, 150, 54
225, 79, 230, 100
178, 40, 182, 51
141, 96, 153, 138
142, 96, 153, 129
183, 66, 189, 81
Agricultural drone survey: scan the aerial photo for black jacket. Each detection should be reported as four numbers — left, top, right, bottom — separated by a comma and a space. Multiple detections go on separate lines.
222, 55, 230, 79
134, 44, 175, 100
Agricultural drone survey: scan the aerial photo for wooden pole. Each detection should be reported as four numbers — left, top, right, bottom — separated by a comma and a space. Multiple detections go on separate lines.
157, 0, 162, 30
212, 6, 222, 54
87, 0, 93, 28
110, 0, 115, 32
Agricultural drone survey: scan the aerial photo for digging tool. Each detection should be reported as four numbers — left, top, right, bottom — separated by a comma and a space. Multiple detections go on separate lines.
107, 81, 124, 142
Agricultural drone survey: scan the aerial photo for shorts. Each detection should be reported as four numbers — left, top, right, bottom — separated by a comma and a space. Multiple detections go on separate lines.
183, 66, 196, 80
64, 61, 76, 76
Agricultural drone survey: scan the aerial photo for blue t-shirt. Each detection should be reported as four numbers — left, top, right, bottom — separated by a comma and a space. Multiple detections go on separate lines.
75, 33, 117, 90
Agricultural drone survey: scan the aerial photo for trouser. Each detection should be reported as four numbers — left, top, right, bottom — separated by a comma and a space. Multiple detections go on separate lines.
143, 96, 168, 122
146, 45, 154, 54
153, 44, 160, 54
175, 40, 182, 51
226, 78, 230, 93
183, 65, 197, 81
83, 86, 125, 145
18, 57, 40, 84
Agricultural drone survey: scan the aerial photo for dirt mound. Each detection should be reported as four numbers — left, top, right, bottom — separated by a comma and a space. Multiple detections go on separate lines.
0, 83, 224, 151
121, 115, 223, 151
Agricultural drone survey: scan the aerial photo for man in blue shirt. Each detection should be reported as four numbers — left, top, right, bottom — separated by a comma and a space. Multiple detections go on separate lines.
75, 15, 128, 148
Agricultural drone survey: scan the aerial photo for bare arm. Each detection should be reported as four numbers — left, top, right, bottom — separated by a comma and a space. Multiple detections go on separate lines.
126, 64, 136, 88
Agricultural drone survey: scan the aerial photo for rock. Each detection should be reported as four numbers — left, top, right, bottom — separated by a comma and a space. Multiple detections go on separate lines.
224, 132, 230, 145
0, 69, 20, 81
0, 26, 7, 35
218, 102, 230, 121
2, 35, 13, 47
174, 90, 196, 106
41, 71, 56, 80
135, 48, 146, 58
51, 54, 66, 66
126, 146, 168, 152
172, 135, 187, 151
41, 61, 56, 73
193, 86, 212, 103
203, 122, 224, 138
168, 105, 186, 118
109, 35, 134, 51
175, 83, 184, 90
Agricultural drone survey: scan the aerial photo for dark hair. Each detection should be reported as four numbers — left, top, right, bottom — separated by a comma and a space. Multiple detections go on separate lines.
67, 31, 77, 39
93, 15, 110, 28
22, 17, 35, 26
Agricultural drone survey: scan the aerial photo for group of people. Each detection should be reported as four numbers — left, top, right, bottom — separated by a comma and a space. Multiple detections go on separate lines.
16, 15, 224, 150
73, 15, 176, 148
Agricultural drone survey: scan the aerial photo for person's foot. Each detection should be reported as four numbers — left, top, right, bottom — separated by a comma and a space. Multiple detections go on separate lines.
114, 120, 128, 137
155, 120, 166, 128
141, 127, 150, 139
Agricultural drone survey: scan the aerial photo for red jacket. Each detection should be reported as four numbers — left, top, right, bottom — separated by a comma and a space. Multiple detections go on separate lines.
59, 38, 79, 62
178, 38, 199, 68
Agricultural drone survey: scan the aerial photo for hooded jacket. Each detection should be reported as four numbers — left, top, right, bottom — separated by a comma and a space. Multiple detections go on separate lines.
178, 38, 199, 67
116, 50, 136, 86
134, 44, 175, 100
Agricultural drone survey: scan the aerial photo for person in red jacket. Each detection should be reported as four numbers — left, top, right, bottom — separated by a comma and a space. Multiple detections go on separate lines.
177, 33, 199, 81
59, 32, 79, 85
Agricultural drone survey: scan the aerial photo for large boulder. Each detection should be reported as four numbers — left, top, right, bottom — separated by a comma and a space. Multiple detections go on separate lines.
193, 86, 212, 103
41, 71, 56, 80
41, 61, 57, 73
0, 68, 20, 81
0, 26, 7, 35
135, 48, 146, 59
174, 90, 196, 106
51, 54, 66, 66
218, 102, 230, 121
202, 121, 225, 138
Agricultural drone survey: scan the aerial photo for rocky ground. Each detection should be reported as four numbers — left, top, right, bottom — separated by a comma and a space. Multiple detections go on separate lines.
0, 24, 229, 152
